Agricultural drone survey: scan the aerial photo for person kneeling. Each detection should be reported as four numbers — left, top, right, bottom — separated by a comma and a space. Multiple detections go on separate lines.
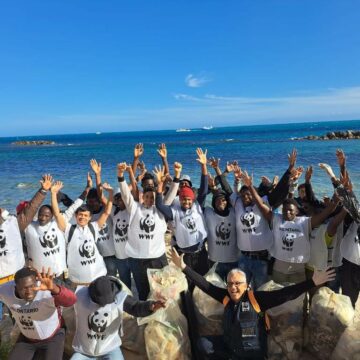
0, 267, 77, 360
71, 275, 166, 359
171, 248, 335, 360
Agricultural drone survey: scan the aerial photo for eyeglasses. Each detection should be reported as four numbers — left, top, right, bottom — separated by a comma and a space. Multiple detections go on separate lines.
226, 281, 244, 287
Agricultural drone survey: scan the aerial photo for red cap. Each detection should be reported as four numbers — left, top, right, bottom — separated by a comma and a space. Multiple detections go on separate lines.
179, 187, 195, 200
16, 201, 29, 215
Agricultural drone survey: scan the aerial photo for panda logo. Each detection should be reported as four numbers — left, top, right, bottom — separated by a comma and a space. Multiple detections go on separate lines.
215, 221, 231, 240
240, 211, 255, 228
282, 233, 297, 251
139, 214, 155, 233
39, 228, 58, 249
115, 218, 128, 237
19, 315, 33, 327
185, 217, 196, 231
88, 310, 109, 333
79, 239, 95, 258
99, 223, 109, 236
0, 229, 6, 249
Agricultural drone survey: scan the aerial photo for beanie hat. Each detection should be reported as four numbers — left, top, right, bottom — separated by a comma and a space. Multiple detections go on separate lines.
179, 187, 195, 200
88, 276, 121, 306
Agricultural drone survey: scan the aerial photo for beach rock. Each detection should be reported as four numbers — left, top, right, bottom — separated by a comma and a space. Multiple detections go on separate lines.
293, 129, 360, 141
12, 140, 55, 146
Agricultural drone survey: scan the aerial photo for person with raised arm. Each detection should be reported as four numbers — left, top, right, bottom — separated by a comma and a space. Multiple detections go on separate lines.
170, 247, 335, 360
0, 267, 76, 360
0, 174, 53, 284
51, 181, 113, 285
117, 162, 168, 300
71, 275, 166, 359
110, 190, 132, 289
155, 148, 209, 278
89, 159, 117, 276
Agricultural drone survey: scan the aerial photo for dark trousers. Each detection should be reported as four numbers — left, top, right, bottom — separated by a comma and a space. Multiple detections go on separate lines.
340, 258, 360, 308
128, 253, 168, 300
8, 328, 65, 360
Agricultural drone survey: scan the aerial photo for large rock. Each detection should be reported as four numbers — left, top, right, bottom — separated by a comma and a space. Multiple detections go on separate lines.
12, 140, 55, 146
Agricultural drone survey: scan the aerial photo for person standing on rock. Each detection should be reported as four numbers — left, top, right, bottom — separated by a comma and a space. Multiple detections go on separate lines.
0, 267, 76, 360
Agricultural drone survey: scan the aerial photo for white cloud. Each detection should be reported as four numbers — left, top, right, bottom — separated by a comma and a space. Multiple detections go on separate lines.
185, 73, 210, 88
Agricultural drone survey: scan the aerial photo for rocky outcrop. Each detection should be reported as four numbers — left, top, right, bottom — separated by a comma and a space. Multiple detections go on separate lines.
12, 140, 55, 146
293, 130, 360, 141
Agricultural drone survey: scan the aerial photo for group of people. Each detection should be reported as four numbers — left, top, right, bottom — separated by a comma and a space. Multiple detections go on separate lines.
0, 143, 358, 360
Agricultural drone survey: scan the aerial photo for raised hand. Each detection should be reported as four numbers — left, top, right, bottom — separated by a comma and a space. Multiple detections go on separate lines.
173, 162, 182, 178
288, 148, 297, 169
196, 148, 207, 165
312, 268, 336, 286
102, 182, 113, 193
117, 162, 127, 177
233, 165, 242, 180
305, 166, 313, 183
134, 143, 144, 158
153, 165, 166, 184
90, 159, 102, 175
208, 157, 220, 169
319, 163, 336, 179
40, 174, 53, 191
169, 247, 186, 270
225, 161, 236, 173
290, 166, 304, 182
51, 181, 64, 194
241, 171, 253, 187
34, 267, 59, 294
340, 170, 353, 192
137, 160, 146, 172
87, 172, 93, 188
272, 175, 279, 187
157, 143, 167, 159
336, 149, 346, 168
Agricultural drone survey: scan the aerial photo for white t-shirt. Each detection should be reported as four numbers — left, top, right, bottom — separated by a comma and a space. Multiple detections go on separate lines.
171, 202, 208, 249
340, 222, 360, 266
271, 214, 311, 263
119, 181, 167, 259
204, 207, 239, 262
91, 211, 115, 257
25, 220, 67, 276
0, 215, 25, 278
231, 194, 273, 251
0, 281, 60, 340
111, 207, 129, 260
66, 222, 107, 283
73, 286, 127, 356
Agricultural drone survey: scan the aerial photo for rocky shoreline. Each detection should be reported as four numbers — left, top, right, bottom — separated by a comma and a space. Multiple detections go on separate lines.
12, 140, 55, 146
293, 130, 360, 141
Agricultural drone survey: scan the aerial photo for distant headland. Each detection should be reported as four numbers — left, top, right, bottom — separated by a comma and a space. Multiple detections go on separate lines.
12, 140, 55, 146
293, 130, 360, 141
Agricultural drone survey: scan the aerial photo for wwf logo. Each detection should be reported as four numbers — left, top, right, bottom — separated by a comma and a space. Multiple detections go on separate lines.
99, 223, 109, 236
0, 229, 6, 249
185, 217, 196, 231
79, 239, 95, 258
282, 233, 296, 251
240, 211, 255, 228
115, 218, 128, 237
215, 221, 231, 240
139, 214, 155, 233
88, 310, 109, 333
19, 315, 34, 327
39, 228, 58, 249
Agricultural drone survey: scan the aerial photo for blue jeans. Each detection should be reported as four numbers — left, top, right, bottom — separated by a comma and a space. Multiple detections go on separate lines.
238, 254, 268, 290
128, 254, 168, 300
70, 347, 124, 360
115, 258, 132, 290
103, 256, 118, 277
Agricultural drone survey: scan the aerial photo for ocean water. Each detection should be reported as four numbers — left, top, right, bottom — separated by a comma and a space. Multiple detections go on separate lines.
1, 120, 360, 212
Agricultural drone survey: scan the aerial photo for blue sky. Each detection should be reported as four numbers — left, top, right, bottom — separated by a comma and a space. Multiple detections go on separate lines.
1, 0, 360, 136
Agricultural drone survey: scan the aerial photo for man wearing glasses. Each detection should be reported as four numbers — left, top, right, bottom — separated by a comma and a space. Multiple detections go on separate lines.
170, 248, 335, 360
